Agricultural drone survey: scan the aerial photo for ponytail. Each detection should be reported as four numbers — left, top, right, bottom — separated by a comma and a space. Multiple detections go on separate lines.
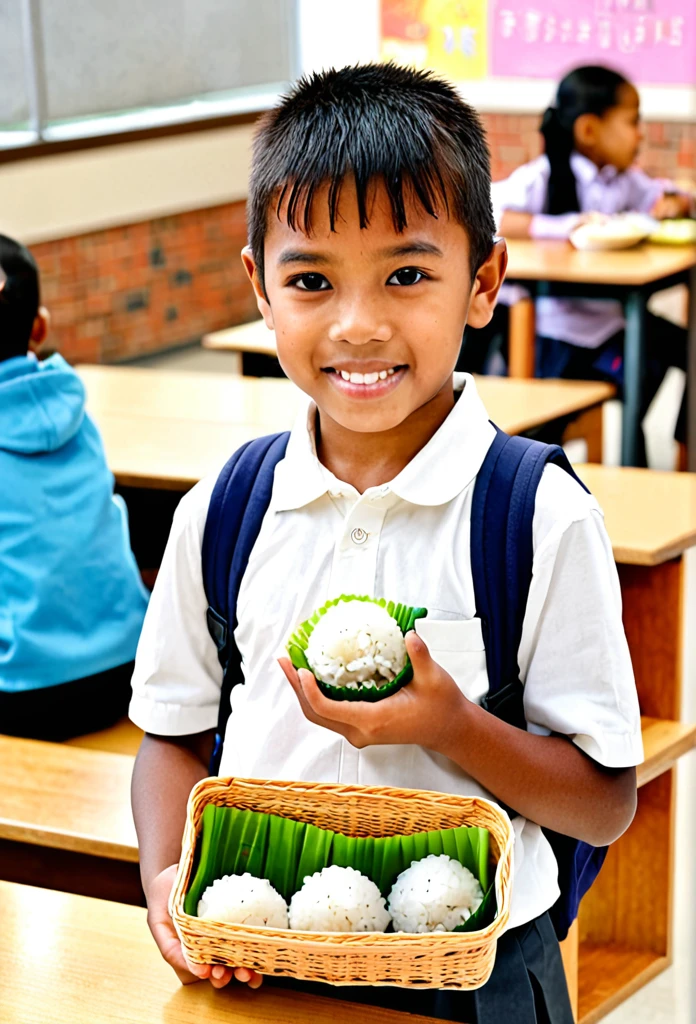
541, 65, 629, 216
541, 105, 579, 215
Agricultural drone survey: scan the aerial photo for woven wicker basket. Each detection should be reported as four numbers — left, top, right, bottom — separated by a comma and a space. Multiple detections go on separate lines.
170, 776, 514, 990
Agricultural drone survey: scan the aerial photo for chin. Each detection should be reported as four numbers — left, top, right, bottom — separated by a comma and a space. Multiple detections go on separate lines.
328, 404, 411, 434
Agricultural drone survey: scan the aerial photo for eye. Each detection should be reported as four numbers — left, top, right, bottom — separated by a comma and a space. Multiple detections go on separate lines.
292, 273, 331, 292
387, 267, 427, 286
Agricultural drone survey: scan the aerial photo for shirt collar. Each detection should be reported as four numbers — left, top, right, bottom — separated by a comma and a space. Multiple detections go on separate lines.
272, 373, 496, 512
570, 151, 619, 185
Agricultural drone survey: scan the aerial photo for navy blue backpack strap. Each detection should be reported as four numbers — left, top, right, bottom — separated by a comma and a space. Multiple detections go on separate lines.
471, 425, 606, 940
202, 431, 290, 774
471, 426, 587, 725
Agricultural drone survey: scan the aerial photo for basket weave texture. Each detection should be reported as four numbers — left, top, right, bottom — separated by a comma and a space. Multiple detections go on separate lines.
170, 777, 514, 990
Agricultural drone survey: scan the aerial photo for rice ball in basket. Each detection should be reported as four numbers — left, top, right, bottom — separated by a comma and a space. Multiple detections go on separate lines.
388, 854, 484, 933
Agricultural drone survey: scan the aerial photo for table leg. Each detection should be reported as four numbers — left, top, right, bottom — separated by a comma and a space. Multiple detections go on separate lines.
562, 404, 604, 463
688, 265, 696, 472
508, 297, 536, 378
622, 290, 648, 466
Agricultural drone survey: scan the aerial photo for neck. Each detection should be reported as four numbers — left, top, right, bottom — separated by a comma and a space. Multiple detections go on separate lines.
315, 377, 456, 493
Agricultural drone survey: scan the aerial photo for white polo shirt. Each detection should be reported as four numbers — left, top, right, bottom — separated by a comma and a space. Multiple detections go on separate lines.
130, 373, 642, 931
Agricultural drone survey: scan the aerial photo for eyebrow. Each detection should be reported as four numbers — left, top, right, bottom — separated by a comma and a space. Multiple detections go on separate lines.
276, 240, 444, 267
381, 242, 444, 259
276, 249, 329, 267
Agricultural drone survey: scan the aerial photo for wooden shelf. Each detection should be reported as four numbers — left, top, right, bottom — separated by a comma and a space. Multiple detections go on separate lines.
639, 716, 696, 787
578, 945, 668, 1024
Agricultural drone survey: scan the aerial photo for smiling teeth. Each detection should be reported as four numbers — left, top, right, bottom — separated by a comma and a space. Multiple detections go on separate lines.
338, 368, 397, 384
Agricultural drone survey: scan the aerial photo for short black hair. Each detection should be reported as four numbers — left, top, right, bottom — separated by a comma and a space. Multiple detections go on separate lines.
0, 234, 40, 360
248, 63, 495, 289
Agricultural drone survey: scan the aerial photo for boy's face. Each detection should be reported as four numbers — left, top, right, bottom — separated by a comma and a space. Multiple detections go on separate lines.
243, 179, 505, 437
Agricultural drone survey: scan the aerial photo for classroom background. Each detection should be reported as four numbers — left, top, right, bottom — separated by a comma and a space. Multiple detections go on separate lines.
2, 2, 696, 1023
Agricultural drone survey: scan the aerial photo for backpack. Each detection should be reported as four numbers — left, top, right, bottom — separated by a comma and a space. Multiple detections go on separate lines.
201, 426, 607, 940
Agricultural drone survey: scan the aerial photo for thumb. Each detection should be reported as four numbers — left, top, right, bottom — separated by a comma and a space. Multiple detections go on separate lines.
405, 629, 432, 672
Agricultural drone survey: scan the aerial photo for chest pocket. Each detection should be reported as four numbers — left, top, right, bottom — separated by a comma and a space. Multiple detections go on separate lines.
414, 617, 489, 705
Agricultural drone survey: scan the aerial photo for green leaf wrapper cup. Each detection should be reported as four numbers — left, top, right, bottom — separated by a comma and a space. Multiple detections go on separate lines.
286, 595, 428, 702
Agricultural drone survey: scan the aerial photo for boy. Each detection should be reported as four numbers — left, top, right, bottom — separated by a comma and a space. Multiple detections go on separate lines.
130, 65, 642, 1022
0, 234, 148, 740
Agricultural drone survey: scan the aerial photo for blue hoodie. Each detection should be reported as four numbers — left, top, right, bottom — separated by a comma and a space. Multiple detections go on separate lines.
0, 354, 149, 692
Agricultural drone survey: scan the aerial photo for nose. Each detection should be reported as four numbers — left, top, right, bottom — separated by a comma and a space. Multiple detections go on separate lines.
328, 296, 393, 346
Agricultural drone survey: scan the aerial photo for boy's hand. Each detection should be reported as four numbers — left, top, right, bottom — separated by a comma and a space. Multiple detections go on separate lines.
651, 192, 692, 220
146, 864, 263, 990
279, 631, 468, 753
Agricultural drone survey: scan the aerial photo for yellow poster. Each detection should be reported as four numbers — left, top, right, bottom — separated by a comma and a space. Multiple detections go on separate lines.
381, 0, 488, 80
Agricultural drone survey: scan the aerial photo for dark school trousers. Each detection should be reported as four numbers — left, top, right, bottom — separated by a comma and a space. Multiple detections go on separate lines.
0, 660, 135, 742
537, 311, 687, 467
268, 911, 574, 1024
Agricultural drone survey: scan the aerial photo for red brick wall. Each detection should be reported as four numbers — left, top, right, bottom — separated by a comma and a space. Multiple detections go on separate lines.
483, 112, 696, 183
31, 115, 696, 364
33, 201, 258, 364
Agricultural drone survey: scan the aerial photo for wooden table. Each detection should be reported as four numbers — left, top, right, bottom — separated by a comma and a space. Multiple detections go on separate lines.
78, 365, 614, 488
0, 881, 436, 1024
505, 239, 696, 468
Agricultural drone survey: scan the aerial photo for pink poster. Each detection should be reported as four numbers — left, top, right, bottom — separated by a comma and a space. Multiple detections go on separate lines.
490, 0, 696, 85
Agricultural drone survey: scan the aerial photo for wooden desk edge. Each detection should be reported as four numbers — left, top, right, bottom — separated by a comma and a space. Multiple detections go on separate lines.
0, 819, 139, 863
637, 721, 696, 788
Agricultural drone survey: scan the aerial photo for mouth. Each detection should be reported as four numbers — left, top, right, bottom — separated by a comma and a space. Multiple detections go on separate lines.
321, 364, 408, 398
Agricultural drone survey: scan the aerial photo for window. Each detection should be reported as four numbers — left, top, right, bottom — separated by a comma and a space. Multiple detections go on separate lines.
1, 0, 297, 151
0, 3, 33, 147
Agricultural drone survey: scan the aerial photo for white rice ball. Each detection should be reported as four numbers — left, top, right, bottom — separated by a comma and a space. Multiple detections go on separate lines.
388, 854, 484, 933
305, 601, 406, 688
198, 873, 288, 928
288, 865, 391, 932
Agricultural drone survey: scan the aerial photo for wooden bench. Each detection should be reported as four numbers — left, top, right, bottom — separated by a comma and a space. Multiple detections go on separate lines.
0, 736, 140, 904
1, 880, 436, 1024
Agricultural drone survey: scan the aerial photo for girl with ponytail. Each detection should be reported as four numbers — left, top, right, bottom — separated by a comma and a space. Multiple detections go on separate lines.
491, 65, 692, 466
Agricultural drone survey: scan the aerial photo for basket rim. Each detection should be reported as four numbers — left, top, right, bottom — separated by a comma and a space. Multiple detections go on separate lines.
170, 777, 513, 950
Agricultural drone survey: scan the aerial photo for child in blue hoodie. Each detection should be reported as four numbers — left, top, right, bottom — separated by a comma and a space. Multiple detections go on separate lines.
0, 234, 149, 740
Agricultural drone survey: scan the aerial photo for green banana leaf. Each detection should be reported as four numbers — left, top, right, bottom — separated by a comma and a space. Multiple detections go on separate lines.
184, 805, 497, 935
287, 595, 427, 702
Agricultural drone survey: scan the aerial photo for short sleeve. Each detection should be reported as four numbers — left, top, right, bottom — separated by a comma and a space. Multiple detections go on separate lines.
518, 465, 643, 769
491, 156, 549, 230
129, 475, 223, 736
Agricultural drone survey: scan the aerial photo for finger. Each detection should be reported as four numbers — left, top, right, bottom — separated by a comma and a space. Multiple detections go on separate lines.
209, 965, 234, 988
150, 917, 199, 981
297, 669, 368, 726
248, 972, 264, 989
405, 629, 432, 676
278, 657, 300, 687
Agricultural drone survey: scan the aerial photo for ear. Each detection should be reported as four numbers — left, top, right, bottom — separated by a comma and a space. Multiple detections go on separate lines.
573, 112, 600, 150
241, 246, 274, 330
466, 239, 507, 329
28, 306, 50, 352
